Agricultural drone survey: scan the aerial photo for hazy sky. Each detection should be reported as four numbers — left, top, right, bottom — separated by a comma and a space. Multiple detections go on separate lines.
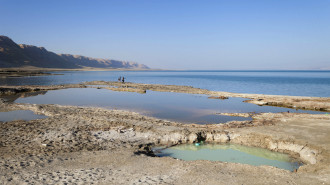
1, 0, 330, 70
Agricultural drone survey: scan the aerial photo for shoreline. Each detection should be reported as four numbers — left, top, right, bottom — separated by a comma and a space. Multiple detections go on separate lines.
1, 67, 330, 71
1, 81, 329, 112
0, 67, 161, 72
0, 82, 330, 184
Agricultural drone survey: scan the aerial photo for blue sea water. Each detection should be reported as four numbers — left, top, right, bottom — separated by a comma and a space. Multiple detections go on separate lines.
1, 70, 329, 97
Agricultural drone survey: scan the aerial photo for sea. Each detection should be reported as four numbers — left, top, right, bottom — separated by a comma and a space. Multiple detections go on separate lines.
1, 70, 329, 97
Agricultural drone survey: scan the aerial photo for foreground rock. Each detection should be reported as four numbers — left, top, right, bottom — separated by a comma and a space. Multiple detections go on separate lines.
0, 96, 330, 184
0, 81, 329, 184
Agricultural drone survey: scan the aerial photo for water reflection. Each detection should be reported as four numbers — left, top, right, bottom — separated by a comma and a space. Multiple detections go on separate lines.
0, 110, 47, 122
14, 88, 323, 124
1, 91, 47, 102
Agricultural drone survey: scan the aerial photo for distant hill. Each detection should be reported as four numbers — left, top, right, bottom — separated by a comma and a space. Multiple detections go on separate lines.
0, 36, 149, 69
59, 54, 148, 69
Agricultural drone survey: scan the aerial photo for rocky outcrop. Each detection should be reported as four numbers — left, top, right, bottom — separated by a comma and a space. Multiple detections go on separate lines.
18, 44, 78, 68
59, 54, 149, 69
0, 36, 32, 68
0, 35, 149, 69
0, 36, 77, 68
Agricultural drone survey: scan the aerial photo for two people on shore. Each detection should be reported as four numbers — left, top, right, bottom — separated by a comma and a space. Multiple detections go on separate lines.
118, 76, 125, 83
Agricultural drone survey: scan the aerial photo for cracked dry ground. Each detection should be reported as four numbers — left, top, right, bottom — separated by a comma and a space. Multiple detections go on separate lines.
0, 102, 330, 185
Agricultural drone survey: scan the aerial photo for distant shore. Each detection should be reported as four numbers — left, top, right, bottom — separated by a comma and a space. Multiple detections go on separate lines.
0, 67, 161, 72
2, 67, 329, 74
0, 67, 164, 78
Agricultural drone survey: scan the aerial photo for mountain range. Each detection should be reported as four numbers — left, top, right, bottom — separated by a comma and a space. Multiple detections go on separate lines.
0, 36, 149, 69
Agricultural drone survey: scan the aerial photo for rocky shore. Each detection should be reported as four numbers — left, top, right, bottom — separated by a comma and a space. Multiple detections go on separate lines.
0, 82, 330, 184
0, 70, 58, 78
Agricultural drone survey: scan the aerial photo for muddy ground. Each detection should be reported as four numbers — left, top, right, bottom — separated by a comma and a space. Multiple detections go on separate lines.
0, 82, 330, 184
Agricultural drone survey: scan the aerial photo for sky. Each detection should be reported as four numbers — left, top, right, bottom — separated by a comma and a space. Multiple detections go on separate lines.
1, 0, 330, 70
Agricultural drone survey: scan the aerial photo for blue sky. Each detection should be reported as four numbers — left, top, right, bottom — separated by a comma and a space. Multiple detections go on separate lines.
1, 0, 330, 70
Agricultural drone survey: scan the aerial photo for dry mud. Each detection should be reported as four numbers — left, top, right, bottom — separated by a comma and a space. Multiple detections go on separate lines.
0, 82, 330, 184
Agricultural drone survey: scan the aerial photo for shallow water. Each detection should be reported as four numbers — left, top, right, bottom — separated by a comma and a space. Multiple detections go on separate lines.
0, 110, 47, 122
1, 70, 330, 97
15, 88, 324, 124
154, 143, 302, 171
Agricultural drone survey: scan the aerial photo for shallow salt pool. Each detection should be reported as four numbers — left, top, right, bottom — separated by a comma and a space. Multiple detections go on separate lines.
0, 110, 47, 122
15, 88, 323, 124
153, 143, 302, 172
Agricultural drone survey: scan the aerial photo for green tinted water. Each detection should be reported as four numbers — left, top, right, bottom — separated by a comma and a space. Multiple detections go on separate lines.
154, 143, 302, 171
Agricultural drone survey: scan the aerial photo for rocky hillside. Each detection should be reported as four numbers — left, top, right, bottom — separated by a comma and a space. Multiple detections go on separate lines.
59, 54, 148, 69
0, 36, 149, 69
